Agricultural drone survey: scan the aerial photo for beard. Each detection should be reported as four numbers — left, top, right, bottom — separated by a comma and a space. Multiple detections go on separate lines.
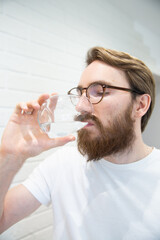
77, 102, 135, 161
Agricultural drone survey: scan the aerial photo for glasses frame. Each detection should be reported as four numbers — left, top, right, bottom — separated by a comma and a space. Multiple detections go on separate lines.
68, 82, 145, 104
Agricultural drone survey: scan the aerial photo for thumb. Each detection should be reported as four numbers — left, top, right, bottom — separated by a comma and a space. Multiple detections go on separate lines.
48, 135, 76, 148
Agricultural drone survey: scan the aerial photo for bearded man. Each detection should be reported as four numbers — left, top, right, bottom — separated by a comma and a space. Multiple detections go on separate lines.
0, 47, 159, 240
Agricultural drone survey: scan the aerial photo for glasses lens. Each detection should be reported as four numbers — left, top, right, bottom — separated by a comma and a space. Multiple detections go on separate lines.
69, 87, 81, 96
69, 95, 80, 106
88, 84, 104, 104
68, 88, 81, 106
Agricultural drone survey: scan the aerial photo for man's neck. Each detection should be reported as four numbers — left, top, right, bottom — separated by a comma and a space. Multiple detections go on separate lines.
103, 138, 153, 164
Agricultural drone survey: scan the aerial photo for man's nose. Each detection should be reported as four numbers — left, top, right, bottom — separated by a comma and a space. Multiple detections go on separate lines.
75, 95, 93, 114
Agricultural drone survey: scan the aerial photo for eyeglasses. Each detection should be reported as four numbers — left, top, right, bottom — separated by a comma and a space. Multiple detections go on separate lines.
68, 82, 145, 105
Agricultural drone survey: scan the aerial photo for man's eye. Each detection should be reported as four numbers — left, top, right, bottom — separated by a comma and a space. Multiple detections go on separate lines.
104, 88, 111, 94
96, 91, 104, 96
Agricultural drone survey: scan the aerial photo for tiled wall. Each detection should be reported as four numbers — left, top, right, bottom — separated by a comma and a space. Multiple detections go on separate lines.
0, 0, 159, 239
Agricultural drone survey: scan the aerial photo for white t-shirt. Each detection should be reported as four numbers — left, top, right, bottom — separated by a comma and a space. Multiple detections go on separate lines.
23, 147, 160, 240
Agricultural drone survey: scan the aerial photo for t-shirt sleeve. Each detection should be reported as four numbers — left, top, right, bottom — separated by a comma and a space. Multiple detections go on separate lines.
22, 146, 79, 206
22, 163, 51, 206
22, 148, 64, 206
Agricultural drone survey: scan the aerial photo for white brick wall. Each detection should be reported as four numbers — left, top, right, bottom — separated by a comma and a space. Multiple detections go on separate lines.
0, 0, 160, 239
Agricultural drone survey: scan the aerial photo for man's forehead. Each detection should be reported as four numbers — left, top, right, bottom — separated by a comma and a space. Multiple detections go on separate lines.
78, 61, 128, 88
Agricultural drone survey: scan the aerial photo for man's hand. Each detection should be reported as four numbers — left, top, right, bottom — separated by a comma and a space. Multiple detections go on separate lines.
0, 93, 75, 166
0, 93, 75, 230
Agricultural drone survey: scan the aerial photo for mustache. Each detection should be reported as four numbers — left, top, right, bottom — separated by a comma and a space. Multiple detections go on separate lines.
74, 113, 100, 124
75, 113, 107, 136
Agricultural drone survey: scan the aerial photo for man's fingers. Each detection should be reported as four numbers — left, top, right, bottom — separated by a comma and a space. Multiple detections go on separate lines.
14, 93, 50, 115
48, 135, 76, 148
15, 102, 38, 115
15, 102, 28, 114
37, 93, 50, 106
26, 101, 40, 115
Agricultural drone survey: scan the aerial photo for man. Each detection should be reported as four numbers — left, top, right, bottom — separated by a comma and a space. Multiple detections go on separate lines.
0, 47, 159, 239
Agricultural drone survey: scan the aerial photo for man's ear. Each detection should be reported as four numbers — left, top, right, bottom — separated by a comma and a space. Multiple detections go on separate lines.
133, 94, 151, 118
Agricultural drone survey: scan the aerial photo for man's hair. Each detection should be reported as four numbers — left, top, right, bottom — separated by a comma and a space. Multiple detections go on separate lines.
86, 46, 155, 132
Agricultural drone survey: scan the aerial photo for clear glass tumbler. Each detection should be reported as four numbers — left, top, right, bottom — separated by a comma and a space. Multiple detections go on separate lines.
37, 94, 93, 138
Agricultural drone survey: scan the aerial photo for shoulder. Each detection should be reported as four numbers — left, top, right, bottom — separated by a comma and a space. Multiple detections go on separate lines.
145, 147, 160, 171
39, 146, 85, 171
150, 147, 160, 159
153, 147, 160, 154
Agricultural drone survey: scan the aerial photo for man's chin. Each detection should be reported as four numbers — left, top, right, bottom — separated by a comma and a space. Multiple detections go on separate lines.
77, 106, 135, 161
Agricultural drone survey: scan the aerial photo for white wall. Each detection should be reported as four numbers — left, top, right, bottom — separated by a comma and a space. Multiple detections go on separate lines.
0, 0, 160, 239
143, 75, 160, 148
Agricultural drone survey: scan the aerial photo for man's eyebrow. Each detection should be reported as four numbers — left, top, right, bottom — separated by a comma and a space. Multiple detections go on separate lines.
93, 80, 111, 85
77, 84, 83, 89
77, 80, 111, 88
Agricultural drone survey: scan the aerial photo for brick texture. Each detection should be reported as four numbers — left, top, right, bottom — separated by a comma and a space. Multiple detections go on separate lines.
0, 0, 159, 239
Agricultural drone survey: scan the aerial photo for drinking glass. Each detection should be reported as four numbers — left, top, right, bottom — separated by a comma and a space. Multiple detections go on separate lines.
37, 94, 93, 138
